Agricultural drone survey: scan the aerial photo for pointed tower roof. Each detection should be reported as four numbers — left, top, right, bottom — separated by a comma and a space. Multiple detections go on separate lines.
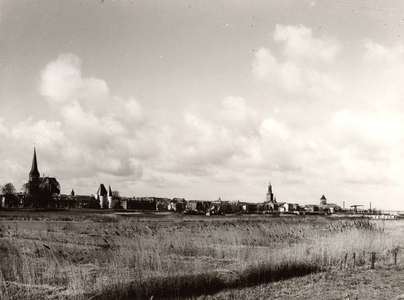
320, 195, 327, 200
97, 184, 108, 196
29, 147, 40, 178
267, 181, 273, 197
108, 185, 112, 196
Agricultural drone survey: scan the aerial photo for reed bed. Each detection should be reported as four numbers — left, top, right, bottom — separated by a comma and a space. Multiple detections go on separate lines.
0, 212, 402, 299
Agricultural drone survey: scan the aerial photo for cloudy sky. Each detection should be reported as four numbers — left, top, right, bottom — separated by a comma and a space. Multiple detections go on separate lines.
1, 0, 403, 210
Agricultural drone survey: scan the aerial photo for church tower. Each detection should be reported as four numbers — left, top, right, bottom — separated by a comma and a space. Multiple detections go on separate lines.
29, 147, 40, 183
28, 148, 41, 196
266, 181, 274, 202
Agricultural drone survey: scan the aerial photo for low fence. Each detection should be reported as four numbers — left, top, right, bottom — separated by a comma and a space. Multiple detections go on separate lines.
335, 249, 401, 270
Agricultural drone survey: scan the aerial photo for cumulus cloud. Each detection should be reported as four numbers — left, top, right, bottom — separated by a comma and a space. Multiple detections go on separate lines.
40, 53, 110, 105
40, 53, 144, 135
251, 48, 277, 80
362, 39, 404, 109
252, 24, 341, 96
43, 54, 143, 121
363, 39, 404, 65
333, 109, 404, 147
0, 117, 69, 189
326, 39, 404, 191
260, 118, 290, 140
149, 96, 296, 185
273, 24, 340, 62
11, 118, 64, 149
252, 48, 303, 91
249, 25, 404, 208
331, 107, 404, 186
2, 31, 403, 208
39, 53, 83, 103
33, 53, 147, 190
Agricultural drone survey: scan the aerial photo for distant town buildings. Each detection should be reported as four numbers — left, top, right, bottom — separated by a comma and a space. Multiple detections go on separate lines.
3, 148, 402, 218
304, 195, 339, 215
1, 152, 337, 214
2, 148, 96, 208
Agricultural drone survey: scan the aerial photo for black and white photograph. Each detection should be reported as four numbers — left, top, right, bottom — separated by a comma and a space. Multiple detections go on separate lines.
1, 0, 404, 299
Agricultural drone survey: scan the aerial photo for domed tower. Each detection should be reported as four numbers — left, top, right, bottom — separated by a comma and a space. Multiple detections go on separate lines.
320, 195, 327, 205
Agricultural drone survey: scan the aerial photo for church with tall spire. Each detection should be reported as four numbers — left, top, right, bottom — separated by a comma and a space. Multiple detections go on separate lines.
29, 147, 40, 181
28, 147, 41, 196
27, 147, 60, 201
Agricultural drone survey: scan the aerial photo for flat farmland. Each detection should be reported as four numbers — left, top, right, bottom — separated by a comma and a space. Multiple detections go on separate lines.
1, 209, 404, 300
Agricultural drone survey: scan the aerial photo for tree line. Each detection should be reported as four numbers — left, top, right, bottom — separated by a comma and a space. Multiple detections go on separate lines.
0, 181, 62, 208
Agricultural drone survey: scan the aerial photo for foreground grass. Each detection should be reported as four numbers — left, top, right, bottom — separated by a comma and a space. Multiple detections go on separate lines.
0, 210, 402, 299
195, 265, 404, 300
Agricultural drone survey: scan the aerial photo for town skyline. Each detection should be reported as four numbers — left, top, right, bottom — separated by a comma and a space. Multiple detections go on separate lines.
0, 146, 393, 212
1, 1, 403, 210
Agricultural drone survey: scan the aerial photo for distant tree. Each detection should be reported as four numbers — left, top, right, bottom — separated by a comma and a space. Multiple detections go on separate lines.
333, 205, 342, 212
21, 182, 30, 194
112, 190, 121, 200
111, 199, 122, 209
2, 183, 16, 195
1, 183, 18, 207
111, 191, 121, 209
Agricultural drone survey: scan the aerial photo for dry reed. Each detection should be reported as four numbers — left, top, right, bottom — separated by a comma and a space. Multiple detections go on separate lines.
0, 211, 402, 299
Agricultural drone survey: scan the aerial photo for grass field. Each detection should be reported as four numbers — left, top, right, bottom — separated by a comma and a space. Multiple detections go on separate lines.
1, 209, 404, 299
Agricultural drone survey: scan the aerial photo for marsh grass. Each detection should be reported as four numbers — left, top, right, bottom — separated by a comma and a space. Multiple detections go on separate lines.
0, 212, 402, 300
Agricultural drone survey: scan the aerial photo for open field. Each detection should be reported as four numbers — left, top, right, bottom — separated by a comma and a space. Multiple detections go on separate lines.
1, 209, 404, 299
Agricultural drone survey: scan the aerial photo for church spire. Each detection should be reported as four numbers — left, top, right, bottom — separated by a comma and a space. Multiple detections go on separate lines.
266, 180, 274, 202
29, 147, 40, 180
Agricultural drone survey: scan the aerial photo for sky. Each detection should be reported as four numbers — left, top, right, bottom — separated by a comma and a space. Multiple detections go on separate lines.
1, 0, 404, 210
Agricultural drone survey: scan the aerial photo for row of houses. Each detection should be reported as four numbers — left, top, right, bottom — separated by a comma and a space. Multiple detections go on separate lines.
3, 169, 339, 215
1, 192, 100, 209
1, 149, 342, 214
120, 196, 338, 215
5, 148, 399, 217
1, 191, 336, 215
107, 193, 338, 215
